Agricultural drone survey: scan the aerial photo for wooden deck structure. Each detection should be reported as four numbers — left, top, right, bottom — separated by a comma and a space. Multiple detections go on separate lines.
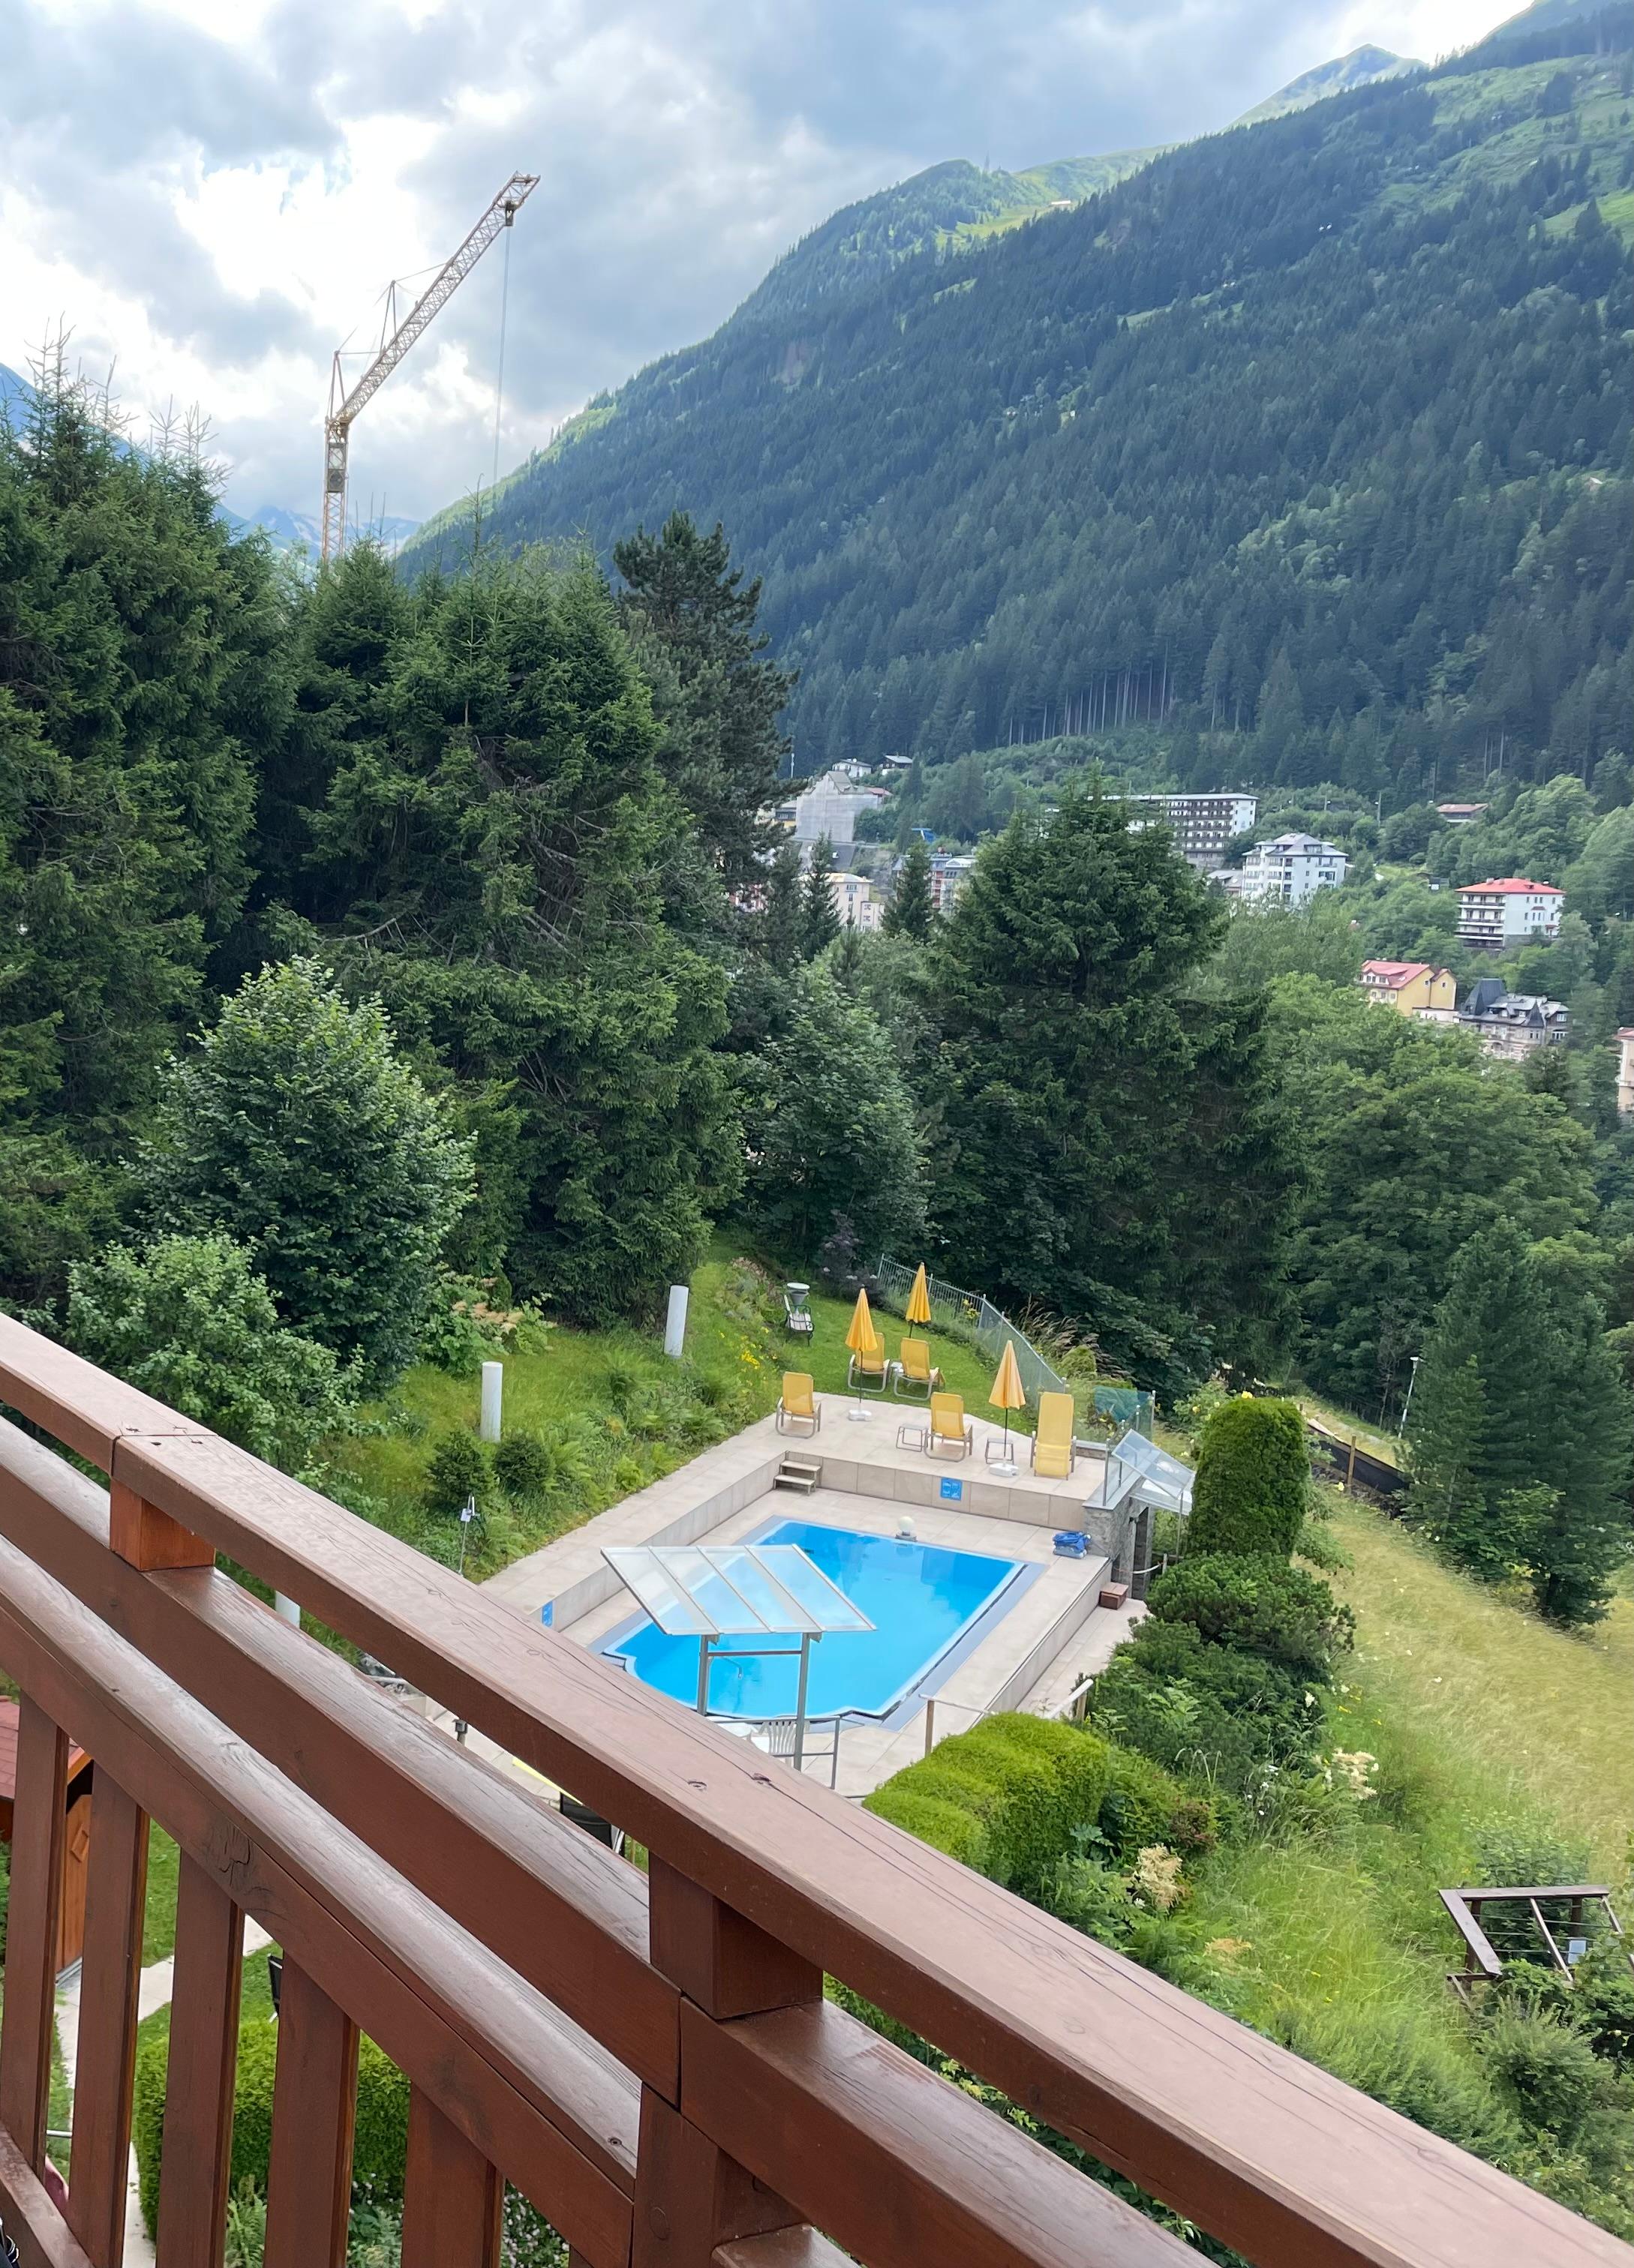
0, 1312, 1624, 2268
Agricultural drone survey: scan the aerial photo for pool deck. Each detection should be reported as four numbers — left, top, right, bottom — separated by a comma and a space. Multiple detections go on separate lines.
469, 1394, 1135, 1799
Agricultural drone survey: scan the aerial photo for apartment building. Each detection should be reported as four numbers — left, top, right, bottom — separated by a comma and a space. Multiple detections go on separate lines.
1359, 961, 1458, 1018
1127, 790, 1259, 871
1224, 831, 1348, 908
1455, 877, 1563, 950
1458, 977, 1569, 1060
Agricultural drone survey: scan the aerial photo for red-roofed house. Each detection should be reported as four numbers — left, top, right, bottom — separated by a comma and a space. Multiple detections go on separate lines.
1359, 961, 1458, 1018
1455, 878, 1563, 950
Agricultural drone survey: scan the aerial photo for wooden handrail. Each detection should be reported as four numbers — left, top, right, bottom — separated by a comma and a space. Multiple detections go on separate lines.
0, 1316, 1627, 2268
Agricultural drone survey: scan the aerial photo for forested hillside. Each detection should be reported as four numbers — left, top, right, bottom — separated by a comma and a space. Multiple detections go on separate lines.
407, 2, 1633, 801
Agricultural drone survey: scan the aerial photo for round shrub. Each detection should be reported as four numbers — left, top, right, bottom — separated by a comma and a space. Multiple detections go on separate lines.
493, 1429, 554, 1499
1148, 1554, 1354, 1678
1098, 1744, 1217, 1861
1090, 1621, 1320, 1796
1481, 2008, 1611, 2144
1186, 1395, 1310, 1558
423, 1427, 488, 1516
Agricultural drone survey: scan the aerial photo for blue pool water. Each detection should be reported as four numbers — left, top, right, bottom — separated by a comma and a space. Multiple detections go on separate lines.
600, 1518, 1024, 1720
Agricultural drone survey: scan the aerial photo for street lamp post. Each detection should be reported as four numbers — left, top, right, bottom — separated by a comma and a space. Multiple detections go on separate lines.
1398, 1354, 1421, 1436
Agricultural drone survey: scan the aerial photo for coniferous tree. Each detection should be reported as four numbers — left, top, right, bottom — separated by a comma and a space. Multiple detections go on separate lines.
800, 836, 841, 959
299, 556, 740, 1325
926, 788, 1293, 1387
741, 965, 924, 1260
760, 842, 804, 973
0, 352, 290, 1305
1407, 1220, 1632, 1622
140, 958, 472, 1386
613, 513, 794, 890
883, 836, 934, 940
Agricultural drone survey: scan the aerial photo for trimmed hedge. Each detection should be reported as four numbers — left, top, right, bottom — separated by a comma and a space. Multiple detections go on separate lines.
1100, 1743, 1216, 1860
134, 2002, 409, 2237
1147, 1552, 1354, 1677
1185, 1395, 1309, 1558
865, 1714, 1115, 1891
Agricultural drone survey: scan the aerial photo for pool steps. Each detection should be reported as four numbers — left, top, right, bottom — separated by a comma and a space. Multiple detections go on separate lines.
774, 1454, 823, 1495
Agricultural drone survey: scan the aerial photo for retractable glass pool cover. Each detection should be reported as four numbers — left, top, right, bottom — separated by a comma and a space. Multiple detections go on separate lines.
601, 1543, 874, 1766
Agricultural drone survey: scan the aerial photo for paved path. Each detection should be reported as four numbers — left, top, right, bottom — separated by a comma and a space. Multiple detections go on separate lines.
55, 1918, 272, 2264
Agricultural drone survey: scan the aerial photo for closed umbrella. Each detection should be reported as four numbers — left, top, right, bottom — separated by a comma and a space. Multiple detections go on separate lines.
905, 1263, 932, 1339
988, 1341, 1026, 1473
846, 1288, 879, 1422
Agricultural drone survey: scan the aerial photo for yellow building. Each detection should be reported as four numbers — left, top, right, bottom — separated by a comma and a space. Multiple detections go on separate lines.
1359, 960, 1458, 1018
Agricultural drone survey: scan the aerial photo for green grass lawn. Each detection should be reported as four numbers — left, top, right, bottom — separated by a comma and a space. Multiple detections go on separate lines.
1185, 1486, 1632, 2086
686, 1253, 1040, 1433
325, 1246, 1050, 1594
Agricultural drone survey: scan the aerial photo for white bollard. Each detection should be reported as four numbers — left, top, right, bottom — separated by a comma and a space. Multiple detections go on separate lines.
664, 1284, 689, 1361
479, 1360, 503, 1443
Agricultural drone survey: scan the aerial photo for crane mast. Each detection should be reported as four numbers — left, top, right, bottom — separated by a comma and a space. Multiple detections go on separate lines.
320, 171, 539, 564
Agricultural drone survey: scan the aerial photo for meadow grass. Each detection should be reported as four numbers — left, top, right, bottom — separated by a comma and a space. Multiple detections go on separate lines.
1185, 1486, 1631, 2080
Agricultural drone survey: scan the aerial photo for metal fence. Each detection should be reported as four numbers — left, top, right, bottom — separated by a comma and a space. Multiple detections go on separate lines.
873, 1255, 1069, 1402
873, 1256, 1156, 1434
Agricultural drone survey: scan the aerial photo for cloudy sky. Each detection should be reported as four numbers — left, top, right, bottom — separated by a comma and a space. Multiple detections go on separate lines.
1, 0, 1518, 526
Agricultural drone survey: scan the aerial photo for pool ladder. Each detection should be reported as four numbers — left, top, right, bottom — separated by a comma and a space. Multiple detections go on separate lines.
774, 1454, 822, 1496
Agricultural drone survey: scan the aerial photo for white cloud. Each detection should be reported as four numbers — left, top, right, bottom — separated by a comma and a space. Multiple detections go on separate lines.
0, 0, 1523, 525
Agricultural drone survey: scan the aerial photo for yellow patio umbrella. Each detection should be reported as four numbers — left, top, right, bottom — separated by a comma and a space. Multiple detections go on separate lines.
845, 1287, 880, 1421
988, 1340, 1026, 1466
905, 1262, 932, 1339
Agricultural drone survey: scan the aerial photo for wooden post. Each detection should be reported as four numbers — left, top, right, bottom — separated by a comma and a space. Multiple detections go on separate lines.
638, 1858, 818, 2266
158, 1856, 245, 2268
0, 1699, 69, 2171
68, 1774, 149, 2268
108, 1474, 213, 1574
402, 2085, 502, 2268
1345, 1436, 1357, 1495
264, 1959, 359, 2268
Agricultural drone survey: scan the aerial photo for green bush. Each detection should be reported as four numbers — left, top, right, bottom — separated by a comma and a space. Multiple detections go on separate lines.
1098, 1744, 1217, 1861
1185, 1395, 1309, 1558
134, 2012, 409, 2236
423, 1428, 489, 1516
864, 1716, 1113, 1891
1089, 1621, 1320, 1798
1480, 2008, 1615, 2146
1147, 1554, 1354, 1678
493, 1430, 554, 1499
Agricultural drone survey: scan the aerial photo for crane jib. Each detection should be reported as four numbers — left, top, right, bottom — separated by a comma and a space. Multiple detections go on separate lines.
319, 172, 539, 562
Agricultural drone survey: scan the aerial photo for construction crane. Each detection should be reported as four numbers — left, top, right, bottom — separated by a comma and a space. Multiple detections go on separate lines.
320, 171, 539, 564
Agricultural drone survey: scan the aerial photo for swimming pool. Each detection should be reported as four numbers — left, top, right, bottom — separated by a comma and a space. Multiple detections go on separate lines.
599, 1517, 1025, 1720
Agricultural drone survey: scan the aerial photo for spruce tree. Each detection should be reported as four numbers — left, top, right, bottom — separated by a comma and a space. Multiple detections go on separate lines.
883, 836, 933, 940
761, 842, 803, 972
1407, 1220, 1632, 1622
800, 836, 841, 958
925, 788, 1290, 1388
612, 512, 794, 889
300, 555, 740, 1326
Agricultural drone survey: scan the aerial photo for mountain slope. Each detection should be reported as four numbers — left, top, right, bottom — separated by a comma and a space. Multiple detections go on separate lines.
1232, 44, 1416, 126
407, 5, 1633, 799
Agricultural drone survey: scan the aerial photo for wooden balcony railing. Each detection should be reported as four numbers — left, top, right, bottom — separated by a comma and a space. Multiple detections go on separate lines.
0, 1312, 1623, 2268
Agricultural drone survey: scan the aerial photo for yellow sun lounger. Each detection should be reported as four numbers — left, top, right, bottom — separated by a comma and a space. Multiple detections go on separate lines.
847, 1336, 890, 1395
1030, 1390, 1077, 1479
927, 1392, 973, 1460
892, 1337, 943, 1400
776, 1372, 821, 1435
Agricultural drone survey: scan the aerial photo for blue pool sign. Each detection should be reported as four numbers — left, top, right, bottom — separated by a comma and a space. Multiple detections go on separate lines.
539, 1600, 554, 1628
939, 1476, 964, 1502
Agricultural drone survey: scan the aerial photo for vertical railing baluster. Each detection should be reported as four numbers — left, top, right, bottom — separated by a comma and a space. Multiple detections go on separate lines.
68, 1773, 149, 2268
263, 1958, 358, 2268
635, 1858, 815, 2266
401, 2084, 501, 2268
156, 1853, 245, 2268
0, 1697, 69, 2174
